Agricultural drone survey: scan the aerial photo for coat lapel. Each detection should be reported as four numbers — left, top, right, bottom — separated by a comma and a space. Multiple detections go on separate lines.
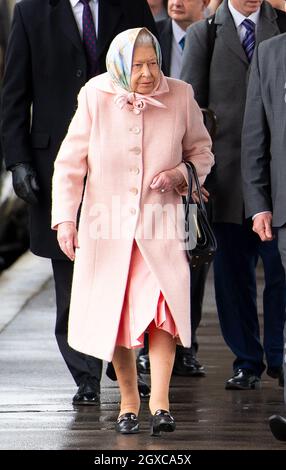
216, 3, 248, 65
220, 21, 249, 65
97, 0, 123, 62
49, 0, 84, 54
216, 1, 281, 66
256, 2, 280, 44
160, 19, 172, 76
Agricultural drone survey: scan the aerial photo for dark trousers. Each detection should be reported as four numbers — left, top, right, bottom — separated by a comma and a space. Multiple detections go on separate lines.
51, 259, 102, 391
176, 263, 210, 357
277, 227, 286, 405
190, 263, 210, 354
213, 221, 286, 377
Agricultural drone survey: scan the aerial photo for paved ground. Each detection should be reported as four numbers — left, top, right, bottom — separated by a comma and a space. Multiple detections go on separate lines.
0, 253, 285, 450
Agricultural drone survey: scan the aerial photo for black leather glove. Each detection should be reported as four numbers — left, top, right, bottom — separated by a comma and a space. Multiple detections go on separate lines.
10, 162, 40, 205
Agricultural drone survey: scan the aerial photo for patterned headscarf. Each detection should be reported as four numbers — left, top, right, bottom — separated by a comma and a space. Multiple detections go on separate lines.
106, 27, 162, 92
105, 28, 165, 114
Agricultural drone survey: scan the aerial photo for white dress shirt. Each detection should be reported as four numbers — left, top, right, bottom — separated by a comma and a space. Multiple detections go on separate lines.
69, 0, 98, 37
228, 0, 260, 44
170, 20, 186, 79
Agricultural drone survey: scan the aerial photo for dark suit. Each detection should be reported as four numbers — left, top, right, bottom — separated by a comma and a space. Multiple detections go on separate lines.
0, 0, 10, 76
156, 17, 172, 75
242, 34, 286, 400
181, 0, 286, 377
0, 0, 157, 389
0, 0, 10, 168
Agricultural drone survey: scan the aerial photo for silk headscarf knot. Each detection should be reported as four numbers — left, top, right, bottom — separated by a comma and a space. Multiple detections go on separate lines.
106, 28, 166, 115
114, 91, 166, 115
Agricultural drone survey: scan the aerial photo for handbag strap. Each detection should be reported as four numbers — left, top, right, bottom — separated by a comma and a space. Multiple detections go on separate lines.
184, 161, 207, 216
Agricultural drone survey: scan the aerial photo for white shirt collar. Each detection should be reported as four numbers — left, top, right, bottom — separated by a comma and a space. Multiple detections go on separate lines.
228, 0, 260, 28
171, 19, 186, 45
70, 0, 98, 7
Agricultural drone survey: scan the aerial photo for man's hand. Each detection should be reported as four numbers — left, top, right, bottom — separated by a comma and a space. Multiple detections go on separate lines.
10, 163, 40, 205
252, 212, 273, 241
192, 186, 209, 203
57, 222, 79, 261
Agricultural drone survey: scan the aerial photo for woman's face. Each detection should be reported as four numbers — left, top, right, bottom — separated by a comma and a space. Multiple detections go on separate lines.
130, 45, 160, 94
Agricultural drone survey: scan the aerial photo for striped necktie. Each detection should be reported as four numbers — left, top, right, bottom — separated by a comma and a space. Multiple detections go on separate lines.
80, 0, 97, 78
242, 19, 255, 63
179, 36, 185, 51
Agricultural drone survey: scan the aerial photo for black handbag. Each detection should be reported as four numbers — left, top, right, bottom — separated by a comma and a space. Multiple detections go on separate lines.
183, 161, 217, 269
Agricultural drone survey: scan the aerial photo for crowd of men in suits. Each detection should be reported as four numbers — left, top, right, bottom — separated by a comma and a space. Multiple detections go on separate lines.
0, 0, 286, 441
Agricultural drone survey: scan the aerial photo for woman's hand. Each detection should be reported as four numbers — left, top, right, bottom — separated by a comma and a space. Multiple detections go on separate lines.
57, 222, 79, 261
150, 168, 185, 193
192, 186, 210, 204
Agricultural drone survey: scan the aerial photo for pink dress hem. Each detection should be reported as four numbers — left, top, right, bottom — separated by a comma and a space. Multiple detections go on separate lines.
115, 242, 179, 349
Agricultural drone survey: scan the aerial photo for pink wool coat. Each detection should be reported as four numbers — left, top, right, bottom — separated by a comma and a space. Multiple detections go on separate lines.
52, 73, 214, 362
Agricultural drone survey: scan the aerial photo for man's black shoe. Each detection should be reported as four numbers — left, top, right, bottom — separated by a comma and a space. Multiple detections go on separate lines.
269, 415, 286, 441
267, 366, 284, 387
106, 362, 117, 381
72, 382, 100, 405
172, 354, 206, 377
137, 375, 150, 398
136, 354, 150, 374
225, 369, 261, 390
106, 362, 150, 398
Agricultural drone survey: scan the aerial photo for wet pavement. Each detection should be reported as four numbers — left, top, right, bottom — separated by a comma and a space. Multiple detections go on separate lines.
0, 254, 285, 450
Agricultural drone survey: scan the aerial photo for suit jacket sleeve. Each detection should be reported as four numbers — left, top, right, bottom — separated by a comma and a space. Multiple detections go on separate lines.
51, 86, 90, 230
0, 4, 33, 169
175, 84, 214, 195
180, 21, 209, 108
241, 45, 272, 219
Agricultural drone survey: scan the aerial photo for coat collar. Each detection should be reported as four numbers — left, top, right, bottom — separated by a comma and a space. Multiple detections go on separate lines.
214, 0, 280, 66
49, 0, 84, 54
49, 0, 124, 63
256, 1, 280, 44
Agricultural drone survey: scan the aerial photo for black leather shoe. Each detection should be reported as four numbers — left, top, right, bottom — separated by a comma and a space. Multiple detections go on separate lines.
106, 362, 117, 381
72, 382, 100, 405
137, 375, 151, 398
267, 366, 284, 387
172, 353, 206, 377
269, 415, 286, 442
136, 354, 150, 374
225, 369, 261, 390
106, 363, 150, 398
150, 409, 176, 437
115, 413, 139, 434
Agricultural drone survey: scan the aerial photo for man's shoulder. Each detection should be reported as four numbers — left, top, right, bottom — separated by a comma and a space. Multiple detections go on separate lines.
119, 0, 154, 17
156, 18, 171, 35
258, 32, 286, 56
186, 18, 207, 38
15, 0, 50, 16
16, 0, 49, 9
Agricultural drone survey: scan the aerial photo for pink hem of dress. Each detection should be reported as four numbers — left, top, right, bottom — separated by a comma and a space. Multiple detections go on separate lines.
115, 242, 179, 349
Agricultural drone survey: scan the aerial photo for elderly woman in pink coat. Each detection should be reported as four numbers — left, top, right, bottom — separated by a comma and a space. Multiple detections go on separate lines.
52, 27, 213, 436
